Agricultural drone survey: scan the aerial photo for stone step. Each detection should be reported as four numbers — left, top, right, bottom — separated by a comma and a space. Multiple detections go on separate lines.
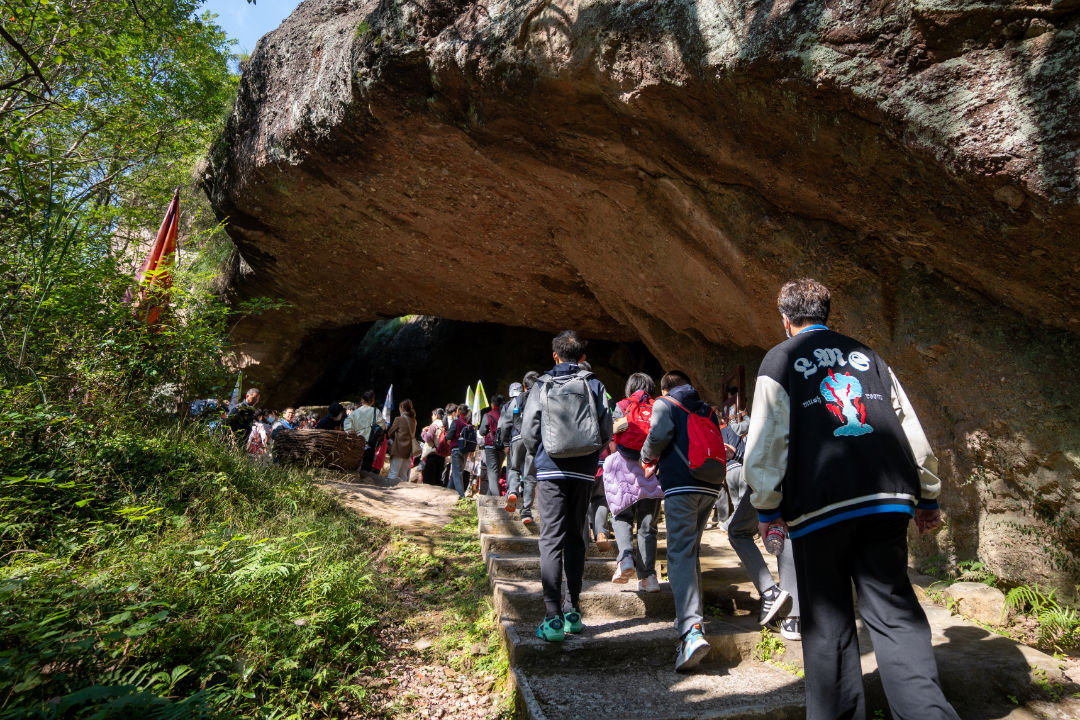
495, 578, 678, 621
479, 513, 543, 537
513, 661, 805, 720
476, 494, 515, 509
478, 504, 670, 538
501, 615, 764, 672
482, 533, 619, 558
479, 515, 669, 547
488, 555, 623, 582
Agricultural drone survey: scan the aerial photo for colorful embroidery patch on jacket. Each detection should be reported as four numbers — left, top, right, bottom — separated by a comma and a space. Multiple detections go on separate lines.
820, 370, 873, 437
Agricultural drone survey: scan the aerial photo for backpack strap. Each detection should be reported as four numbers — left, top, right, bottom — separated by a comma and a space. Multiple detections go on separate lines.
660, 396, 689, 413
660, 395, 717, 422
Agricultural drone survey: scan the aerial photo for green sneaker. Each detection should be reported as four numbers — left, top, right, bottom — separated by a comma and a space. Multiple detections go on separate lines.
536, 616, 565, 642
563, 608, 583, 634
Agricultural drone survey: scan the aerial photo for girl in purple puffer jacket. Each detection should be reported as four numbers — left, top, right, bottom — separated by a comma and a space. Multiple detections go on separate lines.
603, 373, 665, 592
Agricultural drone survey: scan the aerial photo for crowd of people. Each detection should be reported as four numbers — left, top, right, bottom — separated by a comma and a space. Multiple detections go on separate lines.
192, 398, 328, 453
201, 277, 958, 720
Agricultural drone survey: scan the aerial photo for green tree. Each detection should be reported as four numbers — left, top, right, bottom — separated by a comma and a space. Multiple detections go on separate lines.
0, 0, 238, 414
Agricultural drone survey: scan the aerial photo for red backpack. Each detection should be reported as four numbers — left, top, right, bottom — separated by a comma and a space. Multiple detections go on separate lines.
660, 396, 727, 471
615, 391, 654, 451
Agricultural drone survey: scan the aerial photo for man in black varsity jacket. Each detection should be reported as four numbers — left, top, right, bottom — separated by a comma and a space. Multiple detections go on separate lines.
744, 278, 959, 720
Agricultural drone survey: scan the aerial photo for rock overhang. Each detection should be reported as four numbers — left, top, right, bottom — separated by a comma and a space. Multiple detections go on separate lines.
205, 0, 1080, 593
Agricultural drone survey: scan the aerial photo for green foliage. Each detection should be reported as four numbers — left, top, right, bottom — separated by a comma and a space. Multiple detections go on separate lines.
752, 627, 784, 663
916, 554, 950, 581
0, 409, 392, 718
1032, 666, 1068, 701
384, 503, 509, 681
752, 628, 801, 676
0, 0, 243, 414
0, 4, 412, 717
957, 559, 998, 587
1005, 583, 1080, 651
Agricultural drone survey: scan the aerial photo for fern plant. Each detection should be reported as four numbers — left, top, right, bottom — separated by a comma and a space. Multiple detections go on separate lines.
1005, 583, 1080, 651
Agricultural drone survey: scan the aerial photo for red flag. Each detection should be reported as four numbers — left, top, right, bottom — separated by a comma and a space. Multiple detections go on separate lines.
126, 189, 179, 323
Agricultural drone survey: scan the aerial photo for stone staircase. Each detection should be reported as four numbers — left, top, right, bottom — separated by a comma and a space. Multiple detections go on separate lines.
477, 495, 1080, 720
478, 496, 805, 720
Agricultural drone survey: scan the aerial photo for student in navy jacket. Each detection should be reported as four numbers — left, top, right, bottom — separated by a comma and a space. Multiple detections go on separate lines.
641, 370, 730, 671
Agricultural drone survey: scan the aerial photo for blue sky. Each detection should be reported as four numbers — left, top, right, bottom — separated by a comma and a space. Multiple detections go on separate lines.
200, 0, 302, 57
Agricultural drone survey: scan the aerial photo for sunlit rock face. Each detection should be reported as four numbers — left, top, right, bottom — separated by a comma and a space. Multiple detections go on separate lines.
205, 0, 1080, 593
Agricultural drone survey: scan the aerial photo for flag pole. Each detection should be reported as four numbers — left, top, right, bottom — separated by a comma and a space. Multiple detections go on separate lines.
172, 187, 180, 271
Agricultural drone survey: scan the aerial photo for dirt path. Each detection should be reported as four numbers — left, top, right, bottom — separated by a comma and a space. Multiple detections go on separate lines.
320, 473, 510, 720
321, 473, 462, 534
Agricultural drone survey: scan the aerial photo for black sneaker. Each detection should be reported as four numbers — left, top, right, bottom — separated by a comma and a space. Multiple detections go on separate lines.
759, 585, 790, 626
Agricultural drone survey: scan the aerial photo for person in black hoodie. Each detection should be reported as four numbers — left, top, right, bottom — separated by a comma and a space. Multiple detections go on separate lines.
641, 370, 730, 672
522, 331, 612, 643
745, 278, 957, 720
315, 402, 346, 430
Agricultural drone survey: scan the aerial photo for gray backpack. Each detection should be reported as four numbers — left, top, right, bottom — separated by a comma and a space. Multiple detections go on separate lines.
537, 370, 603, 458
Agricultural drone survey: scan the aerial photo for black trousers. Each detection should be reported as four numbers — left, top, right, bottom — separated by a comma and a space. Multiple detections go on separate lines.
537, 477, 591, 619
792, 513, 960, 720
421, 454, 445, 486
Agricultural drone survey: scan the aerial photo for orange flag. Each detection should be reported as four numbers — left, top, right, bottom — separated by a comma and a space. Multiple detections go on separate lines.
127, 189, 179, 324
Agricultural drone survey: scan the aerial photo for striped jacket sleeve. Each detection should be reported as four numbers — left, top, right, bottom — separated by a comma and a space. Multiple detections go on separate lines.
889, 368, 941, 509
743, 375, 790, 523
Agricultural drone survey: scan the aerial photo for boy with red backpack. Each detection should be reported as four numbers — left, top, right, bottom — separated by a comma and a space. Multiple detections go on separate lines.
603, 373, 665, 592
641, 370, 731, 672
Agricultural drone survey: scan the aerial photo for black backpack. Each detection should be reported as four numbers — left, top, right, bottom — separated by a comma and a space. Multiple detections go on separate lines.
496, 402, 514, 447
511, 392, 527, 437
459, 423, 479, 453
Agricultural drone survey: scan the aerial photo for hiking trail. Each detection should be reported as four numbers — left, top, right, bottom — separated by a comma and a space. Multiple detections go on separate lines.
476, 495, 1080, 720
320, 476, 1080, 719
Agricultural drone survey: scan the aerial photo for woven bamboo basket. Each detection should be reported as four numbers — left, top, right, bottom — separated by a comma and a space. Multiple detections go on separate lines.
273, 429, 366, 471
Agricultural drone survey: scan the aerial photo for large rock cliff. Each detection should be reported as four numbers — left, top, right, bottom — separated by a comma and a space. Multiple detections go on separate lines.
204, 0, 1080, 592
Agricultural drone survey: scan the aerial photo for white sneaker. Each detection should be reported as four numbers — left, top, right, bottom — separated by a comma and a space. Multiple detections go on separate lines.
611, 555, 635, 584
638, 574, 661, 593
780, 616, 801, 641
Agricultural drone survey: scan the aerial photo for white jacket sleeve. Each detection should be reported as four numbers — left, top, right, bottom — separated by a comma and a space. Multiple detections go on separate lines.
743, 375, 790, 516
889, 368, 941, 504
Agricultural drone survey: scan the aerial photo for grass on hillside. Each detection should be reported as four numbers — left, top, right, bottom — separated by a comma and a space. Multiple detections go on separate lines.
0, 410, 507, 719
359, 501, 512, 718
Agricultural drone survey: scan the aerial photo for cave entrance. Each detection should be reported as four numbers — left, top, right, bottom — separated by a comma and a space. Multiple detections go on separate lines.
299, 316, 664, 416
